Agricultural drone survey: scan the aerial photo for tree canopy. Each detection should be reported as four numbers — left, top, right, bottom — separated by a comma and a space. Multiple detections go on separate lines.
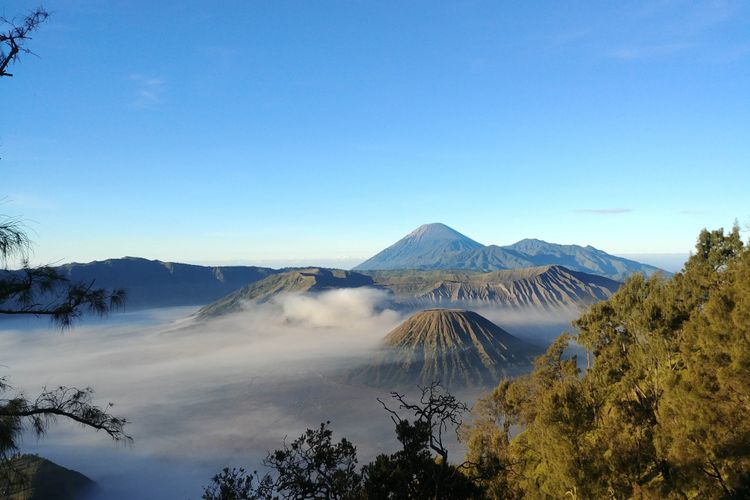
203, 384, 480, 500
465, 224, 750, 498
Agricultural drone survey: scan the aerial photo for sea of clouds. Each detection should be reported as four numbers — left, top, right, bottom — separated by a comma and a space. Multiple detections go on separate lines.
0, 288, 571, 499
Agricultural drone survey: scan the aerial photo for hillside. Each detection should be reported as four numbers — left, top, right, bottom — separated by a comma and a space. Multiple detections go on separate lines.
366, 265, 620, 309
196, 268, 376, 318
350, 309, 540, 387
353, 223, 664, 280
500, 238, 661, 280
52, 257, 279, 309
4, 455, 97, 500
198, 265, 620, 319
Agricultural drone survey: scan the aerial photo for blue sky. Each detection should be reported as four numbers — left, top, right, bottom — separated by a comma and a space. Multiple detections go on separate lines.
2, 0, 748, 268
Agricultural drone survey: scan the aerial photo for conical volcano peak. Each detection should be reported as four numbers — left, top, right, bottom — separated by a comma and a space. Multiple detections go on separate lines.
405, 223, 482, 244
352, 223, 484, 271
351, 308, 541, 387
385, 308, 513, 347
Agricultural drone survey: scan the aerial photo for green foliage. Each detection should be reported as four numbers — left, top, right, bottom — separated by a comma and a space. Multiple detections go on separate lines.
0, 213, 130, 490
202, 468, 273, 500
204, 422, 361, 500
362, 419, 482, 499
0, 265, 127, 328
204, 384, 482, 499
2, 28, 130, 484
362, 384, 482, 499
466, 225, 750, 498
265, 421, 361, 500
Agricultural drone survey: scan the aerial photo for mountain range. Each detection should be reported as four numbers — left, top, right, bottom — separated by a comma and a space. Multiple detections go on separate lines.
369, 265, 619, 309
197, 264, 620, 318
1, 223, 657, 314
0, 257, 279, 310
353, 223, 664, 281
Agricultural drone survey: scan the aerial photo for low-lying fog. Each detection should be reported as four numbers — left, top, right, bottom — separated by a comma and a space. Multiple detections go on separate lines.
0, 288, 575, 499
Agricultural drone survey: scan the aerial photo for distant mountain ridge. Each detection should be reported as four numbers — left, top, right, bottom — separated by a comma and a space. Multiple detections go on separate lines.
353, 223, 664, 280
0, 224, 648, 315
198, 265, 620, 319
0, 257, 279, 310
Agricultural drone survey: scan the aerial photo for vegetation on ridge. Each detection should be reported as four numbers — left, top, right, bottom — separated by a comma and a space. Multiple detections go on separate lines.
463, 224, 750, 498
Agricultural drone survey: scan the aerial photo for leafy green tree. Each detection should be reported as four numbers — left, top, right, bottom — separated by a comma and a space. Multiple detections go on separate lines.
204, 384, 484, 499
204, 422, 360, 500
656, 227, 750, 497
360, 383, 482, 499
265, 421, 361, 500
466, 225, 750, 499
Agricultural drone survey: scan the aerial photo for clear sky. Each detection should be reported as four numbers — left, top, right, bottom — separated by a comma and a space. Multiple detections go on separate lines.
2, 0, 748, 268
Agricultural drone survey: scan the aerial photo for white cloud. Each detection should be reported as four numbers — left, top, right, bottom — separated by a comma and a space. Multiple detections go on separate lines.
129, 74, 166, 106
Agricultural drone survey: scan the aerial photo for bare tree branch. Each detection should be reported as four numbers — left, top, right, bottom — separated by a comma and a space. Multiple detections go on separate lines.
0, 8, 49, 78
378, 381, 470, 464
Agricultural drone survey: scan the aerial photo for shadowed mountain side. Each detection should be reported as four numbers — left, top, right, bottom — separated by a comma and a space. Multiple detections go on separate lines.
7, 257, 280, 310
196, 268, 377, 318
349, 309, 541, 388
353, 223, 665, 280
4, 455, 97, 500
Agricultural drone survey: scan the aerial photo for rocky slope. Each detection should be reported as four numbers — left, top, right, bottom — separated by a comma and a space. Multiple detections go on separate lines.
350, 309, 541, 387
366, 265, 620, 310
198, 265, 620, 319
4, 455, 97, 500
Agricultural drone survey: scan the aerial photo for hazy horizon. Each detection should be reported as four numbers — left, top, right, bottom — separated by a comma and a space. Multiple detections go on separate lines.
3, 1, 748, 265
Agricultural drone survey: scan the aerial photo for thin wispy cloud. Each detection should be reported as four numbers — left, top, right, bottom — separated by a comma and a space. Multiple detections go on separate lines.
679, 209, 708, 215
129, 74, 166, 106
608, 0, 738, 62
608, 42, 695, 60
664, 0, 736, 38
575, 208, 632, 215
